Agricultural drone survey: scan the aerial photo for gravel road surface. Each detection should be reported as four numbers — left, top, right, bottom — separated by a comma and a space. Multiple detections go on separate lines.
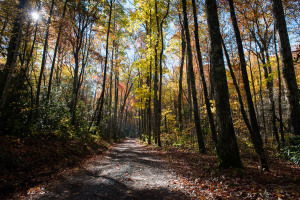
24, 139, 191, 200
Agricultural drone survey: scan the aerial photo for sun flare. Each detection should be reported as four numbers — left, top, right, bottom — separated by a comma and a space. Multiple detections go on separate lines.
31, 11, 39, 21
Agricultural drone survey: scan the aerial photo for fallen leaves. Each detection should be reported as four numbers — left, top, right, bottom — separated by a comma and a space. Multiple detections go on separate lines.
149, 143, 300, 199
26, 187, 45, 195
127, 177, 134, 182
0, 135, 109, 199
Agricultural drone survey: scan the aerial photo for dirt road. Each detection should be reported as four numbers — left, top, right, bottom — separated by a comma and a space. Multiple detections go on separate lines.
24, 139, 191, 200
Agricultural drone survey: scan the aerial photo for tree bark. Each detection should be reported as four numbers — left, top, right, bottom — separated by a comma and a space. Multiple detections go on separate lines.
274, 32, 285, 146
154, 0, 160, 145
0, 0, 28, 110
113, 47, 119, 140
228, 0, 269, 170
36, 0, 55, 106
222, 40, 252, 135
192, 0, 217, 145
47, 0, 68, 101
182, 0, 206, 154
96, 0, 114, 127
147, 9, 152, 144
178, 18, 185, 132
271, 0, 300, 135
255, 43, 267, 139
157, 0, 170, 147
265, 50, 280, 149
205, 0, 242, 168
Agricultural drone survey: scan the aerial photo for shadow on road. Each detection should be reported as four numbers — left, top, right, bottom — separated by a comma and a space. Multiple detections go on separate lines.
39, 175, 190, 200
28, 140, 191, 200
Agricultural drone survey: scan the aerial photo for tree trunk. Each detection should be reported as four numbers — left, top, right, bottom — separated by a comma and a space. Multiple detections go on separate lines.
113, 48, 119, 140
178, 19, 185, 132
119, 83, 133, 138
222, 40, 252, 135
255, 44, 267, 139
205, 0, 242, 168
0, 0, 28, 110
96, 0, 114, 127
108, 47, 114, 139
147, 10, 152, 144
186, 57, 192, 122
25, 13, 40, 72
47, 0, 68, 101
228, 0, 269, 170
192, 0, 217, 145
154, 0, 160, 145
266, 50, 280, 149
248, 41, 259, 117
182, 0, 206, 154
274, 32, 285, 146
157, 0, 170, 147
271, 0, 300, 135
36, 0, 55, 107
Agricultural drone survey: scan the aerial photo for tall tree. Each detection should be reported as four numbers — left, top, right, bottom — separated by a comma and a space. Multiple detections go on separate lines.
191, 0, 217, 145
146, 6, 152, 144
70, 1, 95, 125
36, 0, 55, 107
113, 47, 119, 140
205, 0, 242, 168
47, 0, 68, 101
154, 0, 160, 145
227, 0, 269, 170
157, 0, 170, 146
271, 0, 300, 135
178, 17, 185, 132
182, 0, 206, 154
96, 0, 114, 127
0, 0, 28, 111
274, 32, 285, 146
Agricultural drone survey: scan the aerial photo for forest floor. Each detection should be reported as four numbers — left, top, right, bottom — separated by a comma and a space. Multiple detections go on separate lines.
0, 135, 110, 199
2, 138, 300, 199
151, 142, 300, 199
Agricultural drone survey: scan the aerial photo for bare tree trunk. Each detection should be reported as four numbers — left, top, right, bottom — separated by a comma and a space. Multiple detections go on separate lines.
108, 49, 114, 139
119, 83, 133, 138
108, 10, 116, 139
147, 9, 152, 144
192, 0, 217, 145
228, 0, 269, 170
113, 49, 119, 140
222, 40, 252, 135
178, 18, 185, 132
157, 0, 170, 147
182, 0, 206, 154
47, 0, 68, 101
205, 0, 242, 168
36, 0, 55, 107
154, 0, 160, 145
0, 0, 28, 111
271, 0, 300, 135
255, 44, 267, 139
25, 12, 39, 72
274, 32, 285, 146
248, 41, 259, 120
266, 50, 280, 149
96, 0, 114, 127
186, 57, 192, 122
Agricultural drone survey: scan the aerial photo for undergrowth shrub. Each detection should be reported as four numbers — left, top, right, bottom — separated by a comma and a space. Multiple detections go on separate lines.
283, 135, 300, 164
